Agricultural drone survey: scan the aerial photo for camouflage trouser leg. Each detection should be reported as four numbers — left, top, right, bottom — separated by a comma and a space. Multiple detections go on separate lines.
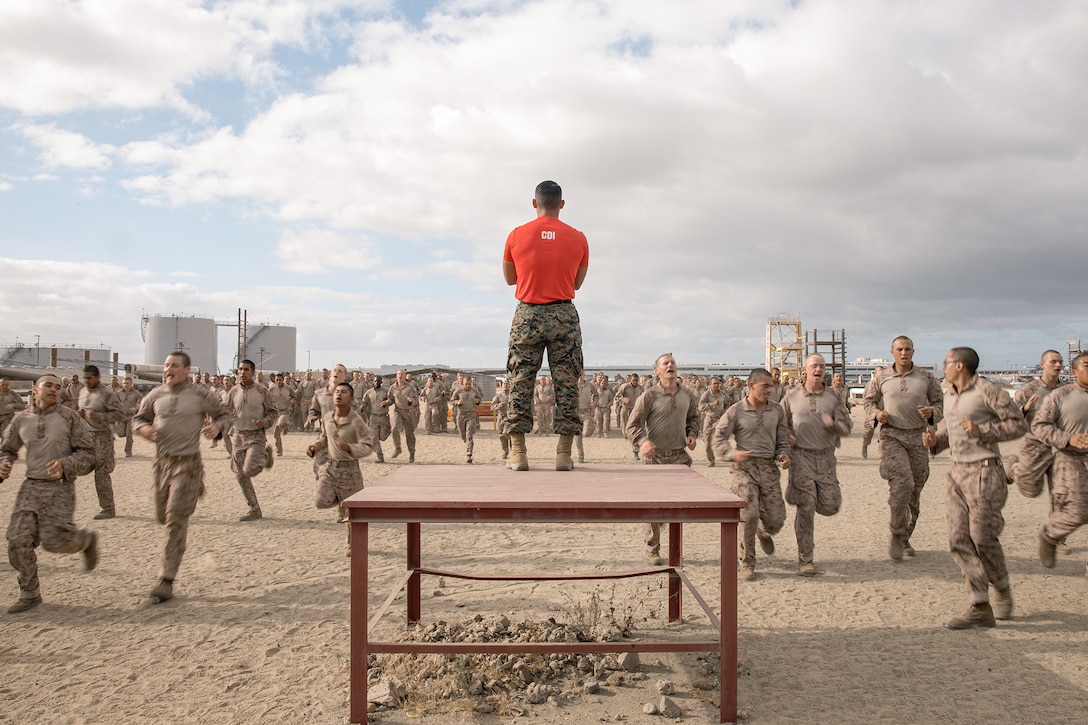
458, 415, 478, 457
123, 418, 135, 455
396, 409, 416, 454
1012, 435, 1055, 500
703, 415, 721, 464
1042, 452, 1088, 543
729, 459, 786, 567
231, 430, 268, 510
154, 453, 203, 581
786, 449, 843, 562
315, 460, 364, 544
369, 414, 389, 461
7, 479, 93, 598
505, 302, 584, 436
641, 450, 693, 554
595, 408, 610, 437
879, 427, 929, 540
946, 461, 1009, 605
91, 431, 116, 513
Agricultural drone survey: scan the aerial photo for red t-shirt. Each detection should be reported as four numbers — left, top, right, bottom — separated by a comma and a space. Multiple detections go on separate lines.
503, 216, 589, 304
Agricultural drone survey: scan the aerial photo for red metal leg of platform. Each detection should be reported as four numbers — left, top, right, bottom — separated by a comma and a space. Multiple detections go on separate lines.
721, 521, 737, 724
668, 522, 682, 623
350, 521, 369, 724
407, 522, 421, 624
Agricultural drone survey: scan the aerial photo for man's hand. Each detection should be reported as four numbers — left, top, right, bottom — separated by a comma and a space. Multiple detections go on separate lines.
45, 459, 63, 478
1069, 433, 1088, 450
876, 410, 891, 424
202, 423, 221, 439
685, 436, 696, 450
958, 417, 979, 438
0, 461, 12, 479
139, 425, 162, 442
922, 429, 937, 448
640, 440, 656, 459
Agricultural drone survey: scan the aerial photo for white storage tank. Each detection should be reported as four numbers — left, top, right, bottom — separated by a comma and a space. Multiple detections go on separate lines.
143, 314, 217, 373
245, 324, 296, 372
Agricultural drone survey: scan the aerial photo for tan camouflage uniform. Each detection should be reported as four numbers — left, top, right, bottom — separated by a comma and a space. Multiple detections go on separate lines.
1011, 377, 1065, 499
115, 386, 143, 456
2, 402, 96, 604
1032, 383, 1088, 548
625, 383, 700, 557
782, 386, 852, 565
133, 380, 231, 583
78, 384, 125, 515
712, 398, 790, 570
227, 381, 278, 517
930, 375, 1026, 606
863, 366, 944, 551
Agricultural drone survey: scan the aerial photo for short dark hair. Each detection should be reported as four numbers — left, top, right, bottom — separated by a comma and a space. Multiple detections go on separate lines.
1072, 352, 1088, 370
749, 368, 772, 385
168, 351, 191, 367
1041, 349, 1063, 363
535, 180, 562, 210
83, 364, 100, 376
335, 381, 354, 396
949, 347, 980, 375
240, 359, 256, 371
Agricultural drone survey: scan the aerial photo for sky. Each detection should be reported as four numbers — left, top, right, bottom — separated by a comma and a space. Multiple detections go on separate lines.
2, 0, 1086, 374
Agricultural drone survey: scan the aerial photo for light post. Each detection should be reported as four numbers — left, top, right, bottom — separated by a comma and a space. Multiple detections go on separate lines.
307, 349, 311, 370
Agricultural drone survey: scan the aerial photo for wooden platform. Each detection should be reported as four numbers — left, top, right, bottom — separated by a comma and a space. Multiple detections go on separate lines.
344, 464, 745, 724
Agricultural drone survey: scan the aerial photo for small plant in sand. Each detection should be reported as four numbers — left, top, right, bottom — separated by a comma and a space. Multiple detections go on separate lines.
366, 583, 665, 717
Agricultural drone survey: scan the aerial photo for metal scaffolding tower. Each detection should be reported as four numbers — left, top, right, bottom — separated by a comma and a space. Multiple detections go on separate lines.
805, 329, 848, 383
766, 314, 804, 380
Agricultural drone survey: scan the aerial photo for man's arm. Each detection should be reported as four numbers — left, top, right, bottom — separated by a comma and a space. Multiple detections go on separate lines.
574, 265, 588, 290
503, 261, 517, 286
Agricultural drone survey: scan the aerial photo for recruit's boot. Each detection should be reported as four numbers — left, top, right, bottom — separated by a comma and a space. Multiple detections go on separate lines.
992, 586, 1014, 620
946, 603, 996, 630
507, 433, 528, 471
556, 434, 575, 471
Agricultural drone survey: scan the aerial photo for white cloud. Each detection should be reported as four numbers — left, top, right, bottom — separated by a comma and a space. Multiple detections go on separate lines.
17, 124, 114, 169
3, 1, 1088, 369
274, 228, 380, 273
0, 0, 385, 116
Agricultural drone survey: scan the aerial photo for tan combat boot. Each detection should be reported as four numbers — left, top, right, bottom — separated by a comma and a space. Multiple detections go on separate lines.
556, 434, 575, 471
507, 433, 529, 471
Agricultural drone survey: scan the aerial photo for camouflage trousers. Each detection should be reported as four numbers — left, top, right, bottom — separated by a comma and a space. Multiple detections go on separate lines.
641, 448, 693, 555
391, 408, 416, 454
1012, 434, 1054, 500
496, 415, 510, 457
90, 430, 116, 513
425, 403, 444, 433
594, 407, 611, 437
576, 410, 594, 458
458, 413, 478, 457
274, 414, 291, 455
7, 478, 94, 598
316, 459, 363, 545
730, 458, 786, 566
786, 448, 843, 562
878, 426, 930, 541
1042, 451, 1088, 543
116, 417, 135, 455
369, 413, 389, 462
945, 459, 1009, 605
315, 459, 363, 508
231, 429, 269, 511
153, 453, 205, 581
505, 302, 583, 436
703, 414, 723, 464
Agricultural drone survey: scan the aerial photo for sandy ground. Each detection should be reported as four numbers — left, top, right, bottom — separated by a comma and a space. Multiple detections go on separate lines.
2, 409, 1087, 724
